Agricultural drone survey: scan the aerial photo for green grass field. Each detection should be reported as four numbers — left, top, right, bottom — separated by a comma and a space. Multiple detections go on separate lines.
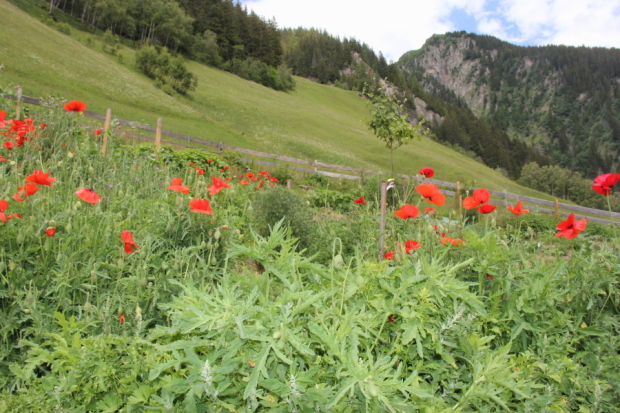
1, 0, 553, 199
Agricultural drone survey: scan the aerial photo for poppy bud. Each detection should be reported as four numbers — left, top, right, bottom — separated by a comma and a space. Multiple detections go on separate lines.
48, 220, 56, 226
206, 241, 213, 250
135, 305, 142, 318
214, 229, 221, 240
209, 256, 217, 266
57, 161, 63, 167
25, 292, 35, 305
67, 152, 74, 158
65, 222, 72, 233
332, 254, 344, 269
88, 166, 95, 174
83, 301, 93, 313
90, 271, 97, 284
16, 231, 24, 245
73, 201, 81, 210
355, 275, 366, 287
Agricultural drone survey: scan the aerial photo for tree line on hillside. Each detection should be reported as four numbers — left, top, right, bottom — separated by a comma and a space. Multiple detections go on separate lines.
52, 0, 294, 91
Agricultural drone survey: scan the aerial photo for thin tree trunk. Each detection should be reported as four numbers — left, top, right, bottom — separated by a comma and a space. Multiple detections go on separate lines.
48, 0, 60, 15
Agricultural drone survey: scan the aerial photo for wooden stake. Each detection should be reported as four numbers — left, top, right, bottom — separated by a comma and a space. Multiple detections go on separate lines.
502, 189, 508, 207
456, 181, 463, 219
15, 87, 22, 120
101, 108, 112, 157
378, 180, 388, 260
554, 198, 560, 217
286, 179, 292, 190
155, 118, 162, 153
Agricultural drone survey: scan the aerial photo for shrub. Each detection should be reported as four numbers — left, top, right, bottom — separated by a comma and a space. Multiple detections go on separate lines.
251, 187, 313, 250
191, 30, 221, 67
135, 45, 197, 95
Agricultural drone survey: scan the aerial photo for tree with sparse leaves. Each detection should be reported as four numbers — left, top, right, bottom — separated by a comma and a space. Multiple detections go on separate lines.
363, 85, 426, 178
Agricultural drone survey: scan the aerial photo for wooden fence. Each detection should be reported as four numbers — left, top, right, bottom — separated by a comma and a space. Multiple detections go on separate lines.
4, 92, 619, 226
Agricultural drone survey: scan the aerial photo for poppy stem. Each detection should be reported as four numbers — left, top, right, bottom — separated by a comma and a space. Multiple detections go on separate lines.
607, 196, 617, 238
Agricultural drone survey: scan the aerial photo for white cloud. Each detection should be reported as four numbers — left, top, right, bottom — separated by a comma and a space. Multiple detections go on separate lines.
245, 0, 485, 60
489, 0, 620, 47
242, 0, 620, 60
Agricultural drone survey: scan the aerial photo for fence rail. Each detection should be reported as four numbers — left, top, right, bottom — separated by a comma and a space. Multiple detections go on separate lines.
4, 92, 619, 226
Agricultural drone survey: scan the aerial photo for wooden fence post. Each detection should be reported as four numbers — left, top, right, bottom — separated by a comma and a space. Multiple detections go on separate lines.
456, 181, 463, 219
401, 177, 406, 202
101, 108, 112, 157
502, 189, 508, 207
155, 118, 163, 153
554, 198, 560, 217
286, 179, 292, 190
378, 181, 388, 260
15, 87, 22, 120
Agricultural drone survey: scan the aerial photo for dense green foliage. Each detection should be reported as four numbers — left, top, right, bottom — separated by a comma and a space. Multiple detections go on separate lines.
1, 88, 620, 412
400, 31, 620, 178
46, 0, 291, 90
135, 45, 197, 94
519, 162, 620, 212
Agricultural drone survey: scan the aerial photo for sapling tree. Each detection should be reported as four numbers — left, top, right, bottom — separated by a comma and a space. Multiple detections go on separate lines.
363, 85, 425, 179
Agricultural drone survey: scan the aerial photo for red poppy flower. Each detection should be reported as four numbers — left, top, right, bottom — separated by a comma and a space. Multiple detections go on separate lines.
208, 176, 232, 195
387, 314, 396, 323
247, 172, 255, 179
259, 171, 269, 176
419, 167, 435, 178
167, 177, 190, 194
75, 188, 102, 204
383, 251, 396, 260
394, 204, 419, 219
353, 197, 367, 204
10, 213, 23, 219
13, 183, 39, 202
555, 213, 587, 239
507, 201, 529, 215
486, 274, 494, 280
424, 207, 436, 215
239, 179, 249, 185
0, 200, 8, 224
224, 165, 230, 169
463, 188, 490, 209
0, 156, 7, 162
94, 129, 102, 135
119, 313, 125, 323
63, 100, 87, 113
189, 198, 213, 215
404, 240, 421, 253
416, 183, 446, 206
189, 162, 195, 166
25, 170, 56, 187
3, 141, 13, 151
121, 230, 140, 254
195, 167, 205, 175
45, 228, 56, 237
591, 173, 620, 196
39, 123, 47, 130
441, 237, 465, 246
207, 159, 213, 163
476, 203, 496, 214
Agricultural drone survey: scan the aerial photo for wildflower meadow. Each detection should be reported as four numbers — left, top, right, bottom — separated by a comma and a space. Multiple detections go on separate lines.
0, 92, 619, 412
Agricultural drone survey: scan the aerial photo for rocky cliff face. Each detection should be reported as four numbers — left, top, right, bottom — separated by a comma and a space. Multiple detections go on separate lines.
398, 32, 620, 176
411, 36, 492, 112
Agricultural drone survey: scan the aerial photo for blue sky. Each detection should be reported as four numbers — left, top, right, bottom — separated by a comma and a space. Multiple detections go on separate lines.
240, 0, 620, 60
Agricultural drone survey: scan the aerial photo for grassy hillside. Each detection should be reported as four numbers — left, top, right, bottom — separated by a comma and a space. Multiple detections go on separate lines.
1, 0, 552, 199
